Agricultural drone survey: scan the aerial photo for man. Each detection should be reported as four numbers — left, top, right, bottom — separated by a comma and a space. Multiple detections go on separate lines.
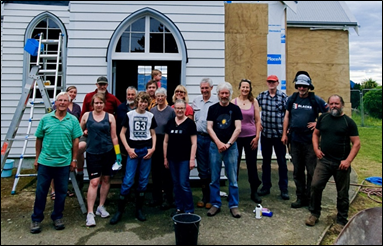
76, 76, 121, 190
30, 92, 83, 234
192, 78, 218, 209
282, 71, 328, 208
256, 75, 289, 200
146, 80, 158, 110
306, 95, 360, 231
206, 82, 243, 218
116, 86, 137, 170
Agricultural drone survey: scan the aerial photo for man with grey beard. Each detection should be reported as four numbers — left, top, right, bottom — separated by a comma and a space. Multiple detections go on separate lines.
305, 94, 360, 232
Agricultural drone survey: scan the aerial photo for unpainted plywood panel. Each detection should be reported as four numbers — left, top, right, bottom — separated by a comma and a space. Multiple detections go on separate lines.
226, 33, 267, 99
225, 3, 268, 35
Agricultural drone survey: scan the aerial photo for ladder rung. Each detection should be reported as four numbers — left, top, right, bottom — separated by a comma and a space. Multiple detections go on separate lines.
35, 85, 57, 89
41, 39, 59, 43
16, 174, 38, 177
39, 54, 60, 59
38, 69, 59, 74
7, 136, 36, 141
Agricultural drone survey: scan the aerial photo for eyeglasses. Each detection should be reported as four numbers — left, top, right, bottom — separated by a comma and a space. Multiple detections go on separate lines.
297, 85, 309, 88
241, 79, 251, 83
175, 90, 185, 93
175, 107, 185, 110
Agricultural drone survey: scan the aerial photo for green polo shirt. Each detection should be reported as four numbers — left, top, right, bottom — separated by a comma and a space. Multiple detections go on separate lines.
35, 110, 83, 167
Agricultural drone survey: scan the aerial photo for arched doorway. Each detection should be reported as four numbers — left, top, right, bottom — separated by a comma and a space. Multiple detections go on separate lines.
107, 7, 188, 103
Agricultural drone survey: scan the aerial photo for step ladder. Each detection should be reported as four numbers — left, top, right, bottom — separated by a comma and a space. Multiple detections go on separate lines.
0, 33, 86, 214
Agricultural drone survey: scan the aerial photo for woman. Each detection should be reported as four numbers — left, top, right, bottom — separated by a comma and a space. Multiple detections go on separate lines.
171, 85, 194, 120
50, 86, 81, 199
164, 99, 197, 216
231, 79, 262, 204
80, 93, 120, 227
149, 88, 176, 210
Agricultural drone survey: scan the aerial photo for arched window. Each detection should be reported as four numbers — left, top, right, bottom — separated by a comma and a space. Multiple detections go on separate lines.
23, 12, 67, 98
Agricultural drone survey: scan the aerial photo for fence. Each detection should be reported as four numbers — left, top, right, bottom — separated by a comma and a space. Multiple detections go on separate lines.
350, 88, 382, 127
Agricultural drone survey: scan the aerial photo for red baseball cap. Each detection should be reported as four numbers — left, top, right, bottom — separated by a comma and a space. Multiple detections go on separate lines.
266, 75, 279, 82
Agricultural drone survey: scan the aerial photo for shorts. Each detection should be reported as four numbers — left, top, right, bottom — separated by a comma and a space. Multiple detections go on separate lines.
86, 148, 115, 180
79, 134, 87, 143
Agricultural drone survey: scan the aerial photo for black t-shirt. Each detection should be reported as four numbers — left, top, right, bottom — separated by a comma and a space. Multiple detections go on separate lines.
316, 113, 359, 163
165, 117, 197, 161
207, 103, 243, 143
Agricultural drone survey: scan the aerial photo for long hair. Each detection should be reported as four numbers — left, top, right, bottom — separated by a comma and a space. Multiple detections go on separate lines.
172, 85, 189, 103
239, 79, 254, 103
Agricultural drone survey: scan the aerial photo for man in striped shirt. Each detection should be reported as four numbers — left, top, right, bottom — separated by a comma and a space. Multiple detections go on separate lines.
256, 75, 290, 200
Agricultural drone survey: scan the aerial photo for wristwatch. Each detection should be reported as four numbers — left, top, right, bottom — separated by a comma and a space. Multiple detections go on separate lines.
72, 159, 78, 162
227, 142, 232, 146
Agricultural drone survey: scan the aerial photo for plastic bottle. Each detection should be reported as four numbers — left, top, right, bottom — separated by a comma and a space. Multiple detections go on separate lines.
255, 204, 262, 219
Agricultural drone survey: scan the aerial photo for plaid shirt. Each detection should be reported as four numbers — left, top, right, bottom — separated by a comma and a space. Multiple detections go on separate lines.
256, 90, 288, 138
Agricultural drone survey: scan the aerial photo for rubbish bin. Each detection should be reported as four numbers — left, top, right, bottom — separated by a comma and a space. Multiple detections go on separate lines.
172, 213, 201, 245
1, 159, 14, 178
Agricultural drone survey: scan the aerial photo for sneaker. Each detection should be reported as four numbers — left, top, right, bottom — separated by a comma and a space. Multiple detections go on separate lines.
305, 214, 319, 226
53, 218, 65, 230
230, 208, 241, 218
207, 206, 221, 217
30, 221, 41, 234
257, 188, 270, 196
280, 191, 290, 200
86, 212, 96, 227
291, 199, 308, 208
112, 162, 122, 171
96, 205, 110, 218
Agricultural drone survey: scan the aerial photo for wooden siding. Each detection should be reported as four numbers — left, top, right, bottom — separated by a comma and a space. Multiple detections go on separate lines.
286, 27, 352, 115
225, 3, 268, 99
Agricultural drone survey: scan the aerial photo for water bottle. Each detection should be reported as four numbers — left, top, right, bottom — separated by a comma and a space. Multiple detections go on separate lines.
255, 204, 262, 219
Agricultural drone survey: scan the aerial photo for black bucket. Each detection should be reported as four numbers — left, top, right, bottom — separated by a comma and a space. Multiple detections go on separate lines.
172, 213, 201, 245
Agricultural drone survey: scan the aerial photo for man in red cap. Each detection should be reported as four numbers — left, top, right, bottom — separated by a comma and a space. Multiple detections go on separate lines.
256, 75, 290, 200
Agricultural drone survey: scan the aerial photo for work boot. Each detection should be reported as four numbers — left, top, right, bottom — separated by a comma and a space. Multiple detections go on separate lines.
291, 198, 309, 208
305, 214, 319, 226
199, 178, 212, 209
110, 195, 127, 225
257, 187, 270, 196
135, 192, 146, 221
250, 185, 262, 203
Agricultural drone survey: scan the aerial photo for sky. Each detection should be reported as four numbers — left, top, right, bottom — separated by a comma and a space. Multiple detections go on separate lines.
346, 1, 382, 85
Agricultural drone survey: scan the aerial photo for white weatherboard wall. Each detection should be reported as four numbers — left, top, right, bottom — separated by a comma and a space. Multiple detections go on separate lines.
1, 1, 225, 160
1, 3, 70, 160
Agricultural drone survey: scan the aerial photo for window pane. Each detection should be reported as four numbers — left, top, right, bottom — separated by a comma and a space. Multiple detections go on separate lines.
150, 33, 163, 53
131, 17, 145, 32
165, 34, 178, 53
137, 66, 152, 92
36, 20, 47, 28
47, 19, 59, 29
116, 32, 130, 52
131, 33, 145, 52
150, 17, 163, 32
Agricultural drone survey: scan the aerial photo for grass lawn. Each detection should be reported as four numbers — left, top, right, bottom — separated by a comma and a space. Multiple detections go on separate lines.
321, 115, 382, 245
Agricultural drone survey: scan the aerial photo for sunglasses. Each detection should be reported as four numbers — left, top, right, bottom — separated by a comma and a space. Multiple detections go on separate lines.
175, 90, 185, 93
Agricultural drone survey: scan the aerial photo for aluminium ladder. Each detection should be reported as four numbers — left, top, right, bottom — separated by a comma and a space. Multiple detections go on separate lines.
0, 33, 86, 213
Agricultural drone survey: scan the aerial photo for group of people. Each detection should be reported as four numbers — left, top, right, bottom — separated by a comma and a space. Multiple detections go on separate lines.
30, 70, 360, 234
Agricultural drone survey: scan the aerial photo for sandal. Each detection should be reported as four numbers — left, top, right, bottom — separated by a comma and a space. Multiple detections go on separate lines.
50, 192, 56, 200
67, 189, 75, 197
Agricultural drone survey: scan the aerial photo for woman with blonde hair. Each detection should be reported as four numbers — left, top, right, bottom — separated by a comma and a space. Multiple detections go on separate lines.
171, 85, 194, 120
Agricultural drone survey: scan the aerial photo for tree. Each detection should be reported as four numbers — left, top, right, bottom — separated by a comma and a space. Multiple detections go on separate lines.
361, 78, 378, 90
350, 82, 361, 109
363, 86, 382, 119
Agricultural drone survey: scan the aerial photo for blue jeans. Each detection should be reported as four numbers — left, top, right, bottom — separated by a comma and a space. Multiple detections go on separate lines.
120, 147, 152, 195
169, 159, 194, 213
31, 164, 70, 222
196, 134, 211, 179
209, 141, 239, 209
260, 136, 288, 192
